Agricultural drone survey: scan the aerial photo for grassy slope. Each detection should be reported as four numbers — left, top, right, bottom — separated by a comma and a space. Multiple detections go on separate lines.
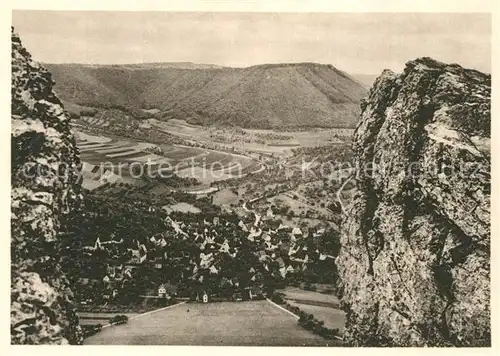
46, 62, 367, 129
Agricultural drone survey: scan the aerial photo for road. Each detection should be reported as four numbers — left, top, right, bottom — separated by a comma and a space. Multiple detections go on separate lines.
83, 300, 337, 346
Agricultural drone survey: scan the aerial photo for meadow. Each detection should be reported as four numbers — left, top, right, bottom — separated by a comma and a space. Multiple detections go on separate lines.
75, 130, 262, 189
84, 301, 338, 346
149, 119, 353, 156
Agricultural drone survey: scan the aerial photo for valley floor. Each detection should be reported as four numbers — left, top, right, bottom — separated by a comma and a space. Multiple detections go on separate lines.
83, 300, 339, 346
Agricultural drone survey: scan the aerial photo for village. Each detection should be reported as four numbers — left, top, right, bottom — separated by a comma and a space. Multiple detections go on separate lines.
73, 201, 338, 307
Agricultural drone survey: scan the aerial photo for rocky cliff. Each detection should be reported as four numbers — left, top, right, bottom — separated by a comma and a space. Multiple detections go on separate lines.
337, 58, 490, 346
11, 28, 83, 344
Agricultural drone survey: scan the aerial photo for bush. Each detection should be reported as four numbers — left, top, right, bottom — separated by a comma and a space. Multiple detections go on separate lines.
270, 292, 285, 304
109, 314, 129, 325
82, 324, 102, 338
82, 109, 98, 117
290, 301, 341, 341
303, 283, 317, 291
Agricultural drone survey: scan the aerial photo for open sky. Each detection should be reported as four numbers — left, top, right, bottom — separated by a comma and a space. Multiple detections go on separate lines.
12, 11, 491, 75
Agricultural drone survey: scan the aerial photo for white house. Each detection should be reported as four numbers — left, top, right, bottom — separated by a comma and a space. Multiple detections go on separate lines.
158, 283, 178, 298
201, 291, 209, 303
158, 284, 167, 298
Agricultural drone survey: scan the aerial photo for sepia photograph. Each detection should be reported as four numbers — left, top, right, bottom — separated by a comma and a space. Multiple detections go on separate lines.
9, 5, 492, 348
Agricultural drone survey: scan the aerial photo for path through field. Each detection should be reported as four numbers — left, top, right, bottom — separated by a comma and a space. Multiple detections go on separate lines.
83, 300, 337, 346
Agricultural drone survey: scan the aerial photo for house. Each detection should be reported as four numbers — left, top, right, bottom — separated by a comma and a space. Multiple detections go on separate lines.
128, 249, 142, 264
158, 283, 178, 298
93, 237, 102, 250
103, 288, 118, 300
107, 265, 117, 277
237, 285, 264, 301
78, 277, 90, 286
201, 291, 209, 303
189, 287, 211, 303
233, 291, 243, 301
153, 257, 163, 269
248, 285, 263, 299
158, 284, 167, 298
241, 287, 252, 300
127, 243, 148, 265
314, 228, 326, 237
277, 223, 290, 231
124, 268, 133, 278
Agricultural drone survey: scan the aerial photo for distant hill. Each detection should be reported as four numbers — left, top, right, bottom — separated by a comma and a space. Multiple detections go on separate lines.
43, 62, 224, 70
350, 74, 378, 89
45, 62, 367, 129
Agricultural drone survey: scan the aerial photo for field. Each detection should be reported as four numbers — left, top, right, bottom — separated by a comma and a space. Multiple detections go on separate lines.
268, 193, 332, 216
84, 301, 339, 346
279, 287, 345, 334
212, 188, 241, 206
75, 129, 262, 189
162, 202, 201, 214
149, 119, 353, 156
279, 287, 341, 306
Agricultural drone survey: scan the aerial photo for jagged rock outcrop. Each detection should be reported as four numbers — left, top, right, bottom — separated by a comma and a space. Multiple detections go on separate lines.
337, 58, 490, 346
11, 28, 83, 344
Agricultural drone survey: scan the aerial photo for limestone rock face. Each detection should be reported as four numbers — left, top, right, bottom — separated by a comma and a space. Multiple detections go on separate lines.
337, 58, 490, 346
11, 28, 83, 344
